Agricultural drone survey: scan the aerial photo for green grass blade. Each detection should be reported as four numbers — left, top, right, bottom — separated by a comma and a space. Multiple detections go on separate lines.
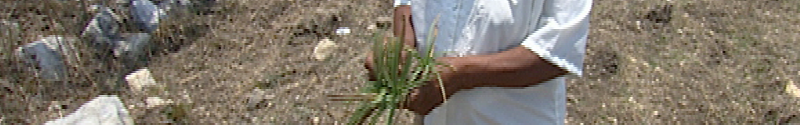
423, 14, 441, 58
348, 101, 377, 125
349, 13, 444, 125
386, 102, 398, 125
370, 99, 387, 125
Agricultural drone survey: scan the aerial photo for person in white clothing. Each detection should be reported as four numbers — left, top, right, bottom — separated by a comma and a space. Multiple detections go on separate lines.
366, 0, 591, 124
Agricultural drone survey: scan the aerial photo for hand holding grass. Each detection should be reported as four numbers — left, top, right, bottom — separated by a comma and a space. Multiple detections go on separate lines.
400, 56, 472, 116
366, 50, 473, 116
362, 5, 471, 116
363, 4, 572, 118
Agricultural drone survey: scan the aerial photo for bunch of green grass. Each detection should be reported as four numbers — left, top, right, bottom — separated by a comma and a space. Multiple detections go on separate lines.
332, 16, 446, 125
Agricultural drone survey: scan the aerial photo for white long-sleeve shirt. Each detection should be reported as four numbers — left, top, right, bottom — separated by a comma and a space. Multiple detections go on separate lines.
402, 0, 592, 124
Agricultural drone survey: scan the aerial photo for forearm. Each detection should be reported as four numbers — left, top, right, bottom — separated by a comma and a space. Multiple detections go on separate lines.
451, 45, 568, 90
391, 4, 564, 93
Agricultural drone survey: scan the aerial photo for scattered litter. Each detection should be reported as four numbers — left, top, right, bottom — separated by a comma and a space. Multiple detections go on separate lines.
335, 27, 351, 35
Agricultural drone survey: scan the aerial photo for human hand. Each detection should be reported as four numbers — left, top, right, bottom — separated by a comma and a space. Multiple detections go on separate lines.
364, 47, 411, 81
364, 5, 416, 81
402, 57, 473, 116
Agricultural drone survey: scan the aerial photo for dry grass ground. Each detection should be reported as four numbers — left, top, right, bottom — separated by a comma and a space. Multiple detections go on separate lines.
1, 0, 800, 124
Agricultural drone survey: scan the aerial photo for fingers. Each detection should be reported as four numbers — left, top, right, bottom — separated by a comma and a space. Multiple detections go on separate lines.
393, 6, 411, 37
401, 86, 420, 109
394, 5, 416, 48
365, 46, 414, 82
403, 82, 444, 116
364, 53, 377, 81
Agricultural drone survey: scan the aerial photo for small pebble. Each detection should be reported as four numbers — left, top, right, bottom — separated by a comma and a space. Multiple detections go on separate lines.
145, 97, 173, 108
125, 68, 157, 93
313, 38, 339, 61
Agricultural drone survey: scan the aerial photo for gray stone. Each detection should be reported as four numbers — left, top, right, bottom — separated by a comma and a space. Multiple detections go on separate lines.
44, 95, 134, 125
82, 6, 122, 46
113, 33, 151, 60
15, 36, 80, 81
40, 36, 80, 66
130, 0, 164, 33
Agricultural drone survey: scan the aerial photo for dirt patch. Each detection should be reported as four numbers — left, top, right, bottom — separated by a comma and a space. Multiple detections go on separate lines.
2, 0, 800, 124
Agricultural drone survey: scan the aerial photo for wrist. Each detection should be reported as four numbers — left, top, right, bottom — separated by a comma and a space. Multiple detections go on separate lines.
438, 56, 482, 91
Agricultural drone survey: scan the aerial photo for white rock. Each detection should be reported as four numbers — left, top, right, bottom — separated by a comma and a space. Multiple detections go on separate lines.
313, 38, 339, 61
44, 95, 134, 125
125, 68, 157, 93
145, 97, 173, 108
130, 0, 164, 33
786, 80, 800, 98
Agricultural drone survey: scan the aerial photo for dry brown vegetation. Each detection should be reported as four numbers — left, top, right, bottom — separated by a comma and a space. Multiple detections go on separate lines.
1, 0, 800, 124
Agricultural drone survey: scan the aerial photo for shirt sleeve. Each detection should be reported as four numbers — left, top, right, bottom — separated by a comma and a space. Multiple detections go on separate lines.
520, 0, 591, 77
394, 0, 412, 7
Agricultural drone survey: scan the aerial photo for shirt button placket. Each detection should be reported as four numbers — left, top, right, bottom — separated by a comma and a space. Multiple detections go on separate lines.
450, 0, 462, 56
